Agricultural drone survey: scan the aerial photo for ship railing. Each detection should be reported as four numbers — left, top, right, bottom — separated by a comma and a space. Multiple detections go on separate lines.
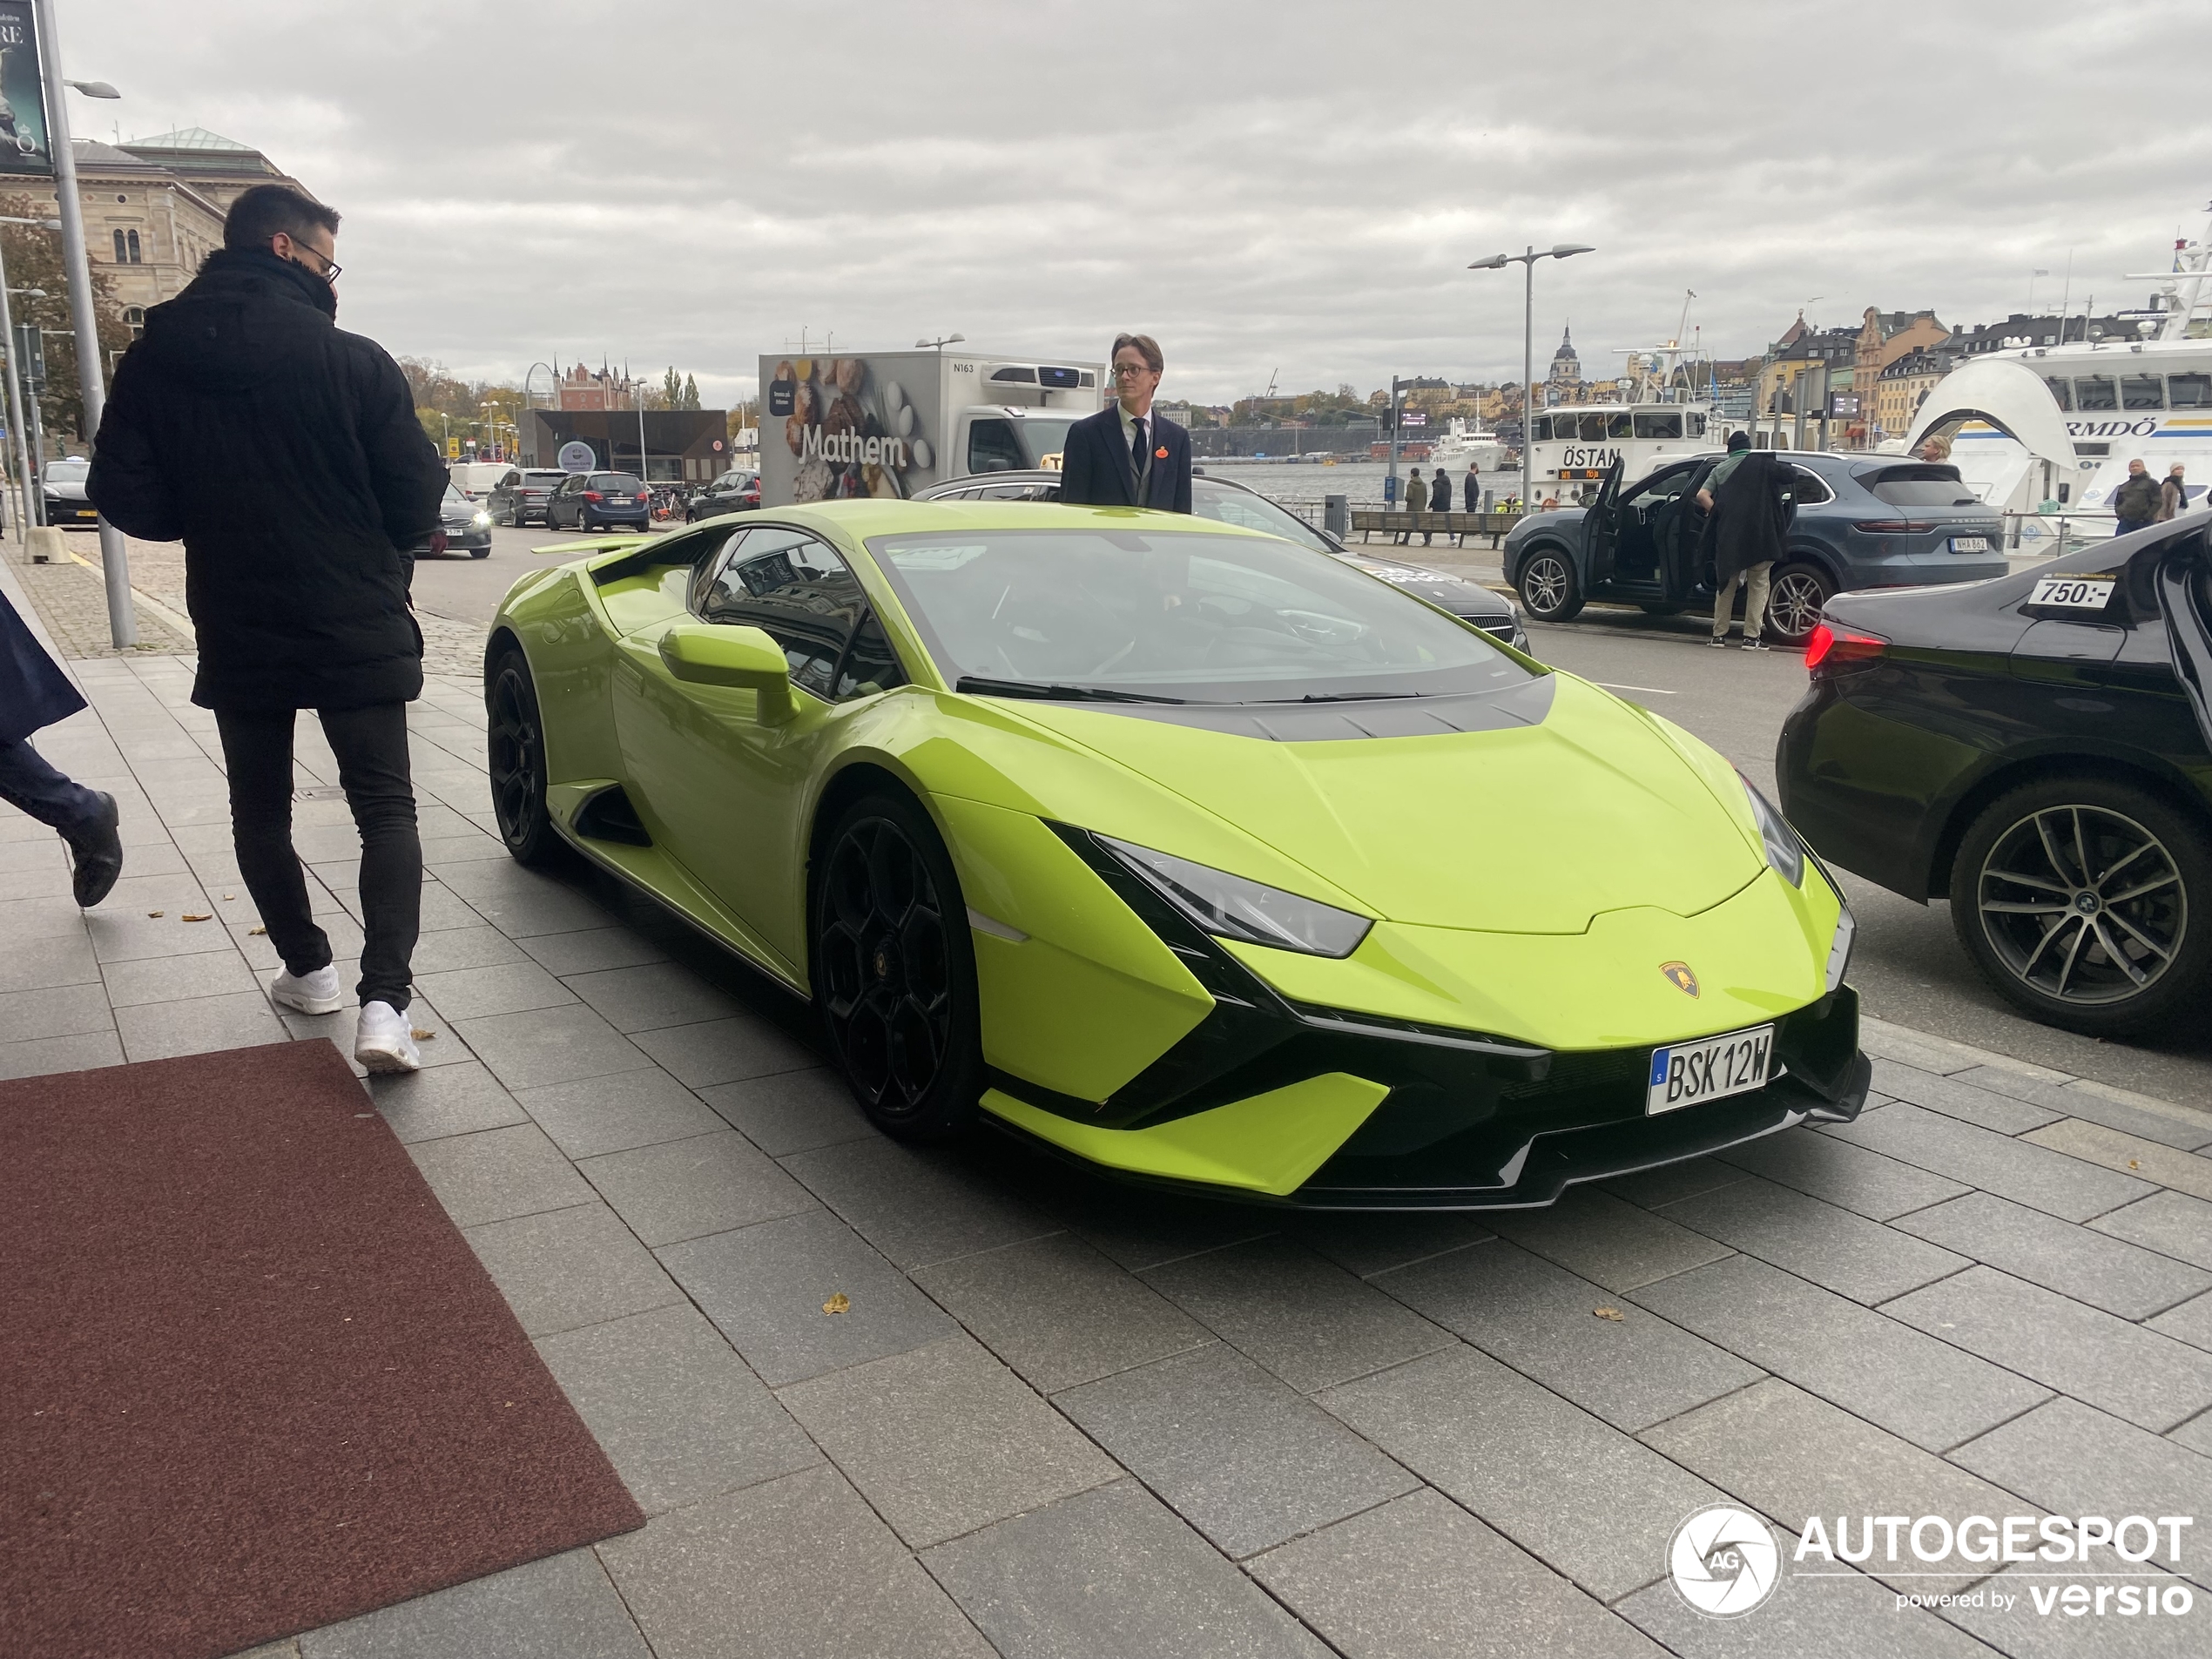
1995, 510, 2120, 558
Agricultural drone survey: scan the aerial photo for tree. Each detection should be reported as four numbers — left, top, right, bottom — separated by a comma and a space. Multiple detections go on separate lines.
682, 372, 700, 410
0, 192, 133, 445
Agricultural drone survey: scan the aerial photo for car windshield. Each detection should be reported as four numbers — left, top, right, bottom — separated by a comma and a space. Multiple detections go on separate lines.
1190, 481, 1332, 552
443, 483, 469, 504
525, 471, 564, 484
593, 474, 642, 491
868, 527, 1530, 703
1864, 465, 1977, 507
1016, 420, 1075, 467
46, 458, 89, 481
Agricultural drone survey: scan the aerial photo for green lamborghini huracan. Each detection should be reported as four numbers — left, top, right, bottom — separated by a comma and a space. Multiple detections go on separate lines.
487, 500, 1869, 1209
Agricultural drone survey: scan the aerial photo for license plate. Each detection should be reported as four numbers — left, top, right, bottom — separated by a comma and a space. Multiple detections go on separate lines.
1949, 535, 1993, 553
74, 509, 96, 519
1648, 1024, 1775, 1116
2027, 575, 2115, 609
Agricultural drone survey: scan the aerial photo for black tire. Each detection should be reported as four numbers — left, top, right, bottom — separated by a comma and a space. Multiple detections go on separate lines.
1515, 545, 1583, 622
812, 790, 982, 1141
469, 545, 492, 559
1764, 561, 1833, 645
1949, 774, 2212, 1037
487, 649, 563, 868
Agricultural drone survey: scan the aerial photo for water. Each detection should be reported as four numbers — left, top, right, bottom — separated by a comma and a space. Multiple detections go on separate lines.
1198, 458, 1527, 510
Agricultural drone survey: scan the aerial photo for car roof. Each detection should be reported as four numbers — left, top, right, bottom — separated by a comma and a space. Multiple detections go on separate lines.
745, 498, 1284, 543
917, 469, 1271, 500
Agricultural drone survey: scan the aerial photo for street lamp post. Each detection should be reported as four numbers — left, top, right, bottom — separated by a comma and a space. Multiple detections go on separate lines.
916, 333, 965, 354
32, 2, 132, 643
1467, 243, 1595, 515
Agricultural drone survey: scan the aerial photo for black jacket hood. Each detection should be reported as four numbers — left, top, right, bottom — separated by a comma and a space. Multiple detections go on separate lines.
138, 248, 338, 395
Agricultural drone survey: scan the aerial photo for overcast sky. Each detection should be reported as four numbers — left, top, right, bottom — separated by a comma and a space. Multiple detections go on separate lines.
65, 0, 2212, 408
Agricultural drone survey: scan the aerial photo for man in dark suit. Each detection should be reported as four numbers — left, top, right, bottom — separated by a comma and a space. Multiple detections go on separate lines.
1058, 333, 1192, 512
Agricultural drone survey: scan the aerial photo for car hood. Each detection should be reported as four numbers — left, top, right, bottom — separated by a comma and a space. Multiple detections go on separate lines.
995, 673, 1764, 934
1506, 506, 1589, 548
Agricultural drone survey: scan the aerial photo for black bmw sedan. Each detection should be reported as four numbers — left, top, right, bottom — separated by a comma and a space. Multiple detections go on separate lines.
1777, 521, 2212, 1036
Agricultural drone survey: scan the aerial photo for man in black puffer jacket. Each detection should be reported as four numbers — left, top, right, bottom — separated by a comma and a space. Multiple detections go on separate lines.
89, 184, 446, 1074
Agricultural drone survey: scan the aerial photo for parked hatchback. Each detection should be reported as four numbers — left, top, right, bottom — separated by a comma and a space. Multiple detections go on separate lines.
489, 469, 568, 527
546, 471, 650, 531
686, 469, 760, 520
1503, 451, 2007, 644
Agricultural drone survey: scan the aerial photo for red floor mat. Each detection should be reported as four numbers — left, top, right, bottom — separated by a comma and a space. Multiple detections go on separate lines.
0, 1040, 644, 1659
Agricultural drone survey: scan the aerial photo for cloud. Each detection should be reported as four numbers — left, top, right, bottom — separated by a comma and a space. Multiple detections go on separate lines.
70, 0, 2209, 404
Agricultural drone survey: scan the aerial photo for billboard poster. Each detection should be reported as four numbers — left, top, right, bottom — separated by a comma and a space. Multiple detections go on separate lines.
0, 3, 51, 178
760, 353, 941, 505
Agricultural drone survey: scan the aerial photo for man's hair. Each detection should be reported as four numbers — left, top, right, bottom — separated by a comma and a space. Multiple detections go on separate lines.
224, 185, 341, 253
1111, 333, 1163, 374
1726, 430, 1750, 451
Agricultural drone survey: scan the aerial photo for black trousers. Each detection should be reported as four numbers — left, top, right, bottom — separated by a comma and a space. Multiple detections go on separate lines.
215, 703, 419, 1011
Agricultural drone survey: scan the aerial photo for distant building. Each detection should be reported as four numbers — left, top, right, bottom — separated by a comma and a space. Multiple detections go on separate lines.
10, 128, 312, 341
1875, 347, 1951, 442
522, 408, 733, 483
1945, 310, 2127, 356
1850, 308, 1949, 445
1758, 320, 1860, 434
1544, 327, 1581, 403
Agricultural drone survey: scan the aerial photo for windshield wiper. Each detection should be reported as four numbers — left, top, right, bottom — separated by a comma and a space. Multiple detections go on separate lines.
954, 675, 1186, 705
1298, 690, 1420, 703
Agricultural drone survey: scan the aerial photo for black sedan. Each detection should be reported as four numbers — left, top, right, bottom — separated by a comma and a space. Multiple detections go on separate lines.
41, 456, 98, 529
1777, 520, 2212, 1035
685, 468, 759, 521
547, 471, 650, 531
487, 468, 568, 527
408, 482, 493, 559
913, 469, 1527, 651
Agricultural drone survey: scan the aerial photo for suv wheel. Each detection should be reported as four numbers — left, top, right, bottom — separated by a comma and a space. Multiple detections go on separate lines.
1515, 547, 1583, 622
1764, 562, 1833, 645
1949, 775, 2211, 1036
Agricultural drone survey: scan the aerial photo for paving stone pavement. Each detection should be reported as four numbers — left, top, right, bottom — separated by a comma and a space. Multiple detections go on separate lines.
10, 562, 2212, 1656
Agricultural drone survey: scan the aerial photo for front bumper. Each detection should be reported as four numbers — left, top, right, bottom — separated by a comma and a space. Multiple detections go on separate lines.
45, 498, 98, 525
981, 824, 1867, 1209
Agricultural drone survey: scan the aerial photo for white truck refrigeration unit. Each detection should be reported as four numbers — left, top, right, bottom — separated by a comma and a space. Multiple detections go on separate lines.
757, 348, 1106, 506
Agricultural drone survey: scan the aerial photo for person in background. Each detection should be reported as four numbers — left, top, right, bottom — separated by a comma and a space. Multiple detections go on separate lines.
2159, 462, 2188, 522
1695, 428, 1753, 514
1464, 463, 1482, 543
1425, 464, 1451, 545
1399, 467, 1427, 545
2111, 458, 2160, 535
1917, 432, 1953, 465
1058, 334, 1193, 513
0, 586, 122, 907
89, 183, 447, 1073
1697, 435, 1790, 651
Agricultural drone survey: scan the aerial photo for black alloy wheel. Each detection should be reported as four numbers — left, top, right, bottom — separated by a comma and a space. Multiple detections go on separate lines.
812, 791, 981, 1140
1950, 776, 2211, 1035
487, 649, 562, 867
1516, 547, 1583, 622
1764, 562, 1833, 646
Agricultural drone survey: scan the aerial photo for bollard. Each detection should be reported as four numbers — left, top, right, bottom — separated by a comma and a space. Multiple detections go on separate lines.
1324, 494, 1349, 539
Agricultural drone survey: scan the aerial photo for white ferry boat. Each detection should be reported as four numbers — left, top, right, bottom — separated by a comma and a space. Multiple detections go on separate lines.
1907, 215, 2212, 533
1522, 339, 1718, 502
1428, 417, 1511, 472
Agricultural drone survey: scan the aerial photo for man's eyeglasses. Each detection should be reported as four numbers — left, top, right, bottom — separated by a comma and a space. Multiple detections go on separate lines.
280, 239, 341, 284
1110, 363, 1157, 380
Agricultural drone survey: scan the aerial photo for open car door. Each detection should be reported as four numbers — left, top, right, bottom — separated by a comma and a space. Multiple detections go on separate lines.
1584, 457, 1626, 588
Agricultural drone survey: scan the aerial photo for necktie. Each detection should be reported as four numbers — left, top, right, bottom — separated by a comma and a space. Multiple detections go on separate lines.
1131, 419, 1147, 495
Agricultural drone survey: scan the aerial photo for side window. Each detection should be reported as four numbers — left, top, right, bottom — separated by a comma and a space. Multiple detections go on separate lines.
968, 419, 1027, 474
1528, 416, 1552, 442
1633, 411, 1683, 439
1790, 466, 1834, 505
834, 614, 907, 700
1623, 463, 1697, 509
695, 526, 887, 701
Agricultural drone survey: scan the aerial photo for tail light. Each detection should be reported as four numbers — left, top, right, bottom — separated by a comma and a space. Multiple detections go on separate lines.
1851, 520, 1935, 535
582, 489, 604, 502
635, 491, 649, 502
1804, 621, 1888, 676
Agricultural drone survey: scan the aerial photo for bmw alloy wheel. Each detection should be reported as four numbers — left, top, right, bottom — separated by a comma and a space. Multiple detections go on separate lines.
1975, 804, 2186, 1007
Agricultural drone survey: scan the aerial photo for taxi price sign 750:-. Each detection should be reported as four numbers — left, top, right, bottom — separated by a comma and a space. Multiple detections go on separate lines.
2027, 575, 2115, 609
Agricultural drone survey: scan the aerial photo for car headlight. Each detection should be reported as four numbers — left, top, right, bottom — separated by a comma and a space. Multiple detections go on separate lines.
1737, 775, 1804, 887
1100, 835, 1372, 958
472, 511, 492, 528
1825, 902, 1856, 993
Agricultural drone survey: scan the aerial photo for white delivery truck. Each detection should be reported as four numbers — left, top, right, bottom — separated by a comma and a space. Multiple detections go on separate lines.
757, 347, 1106, 506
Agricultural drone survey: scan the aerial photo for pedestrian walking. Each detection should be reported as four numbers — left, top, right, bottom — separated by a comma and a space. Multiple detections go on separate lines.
1425, 466, 1451, 545
88, 184, 446, 1073
0, 587, 123, 907
1464, 463, 1481, 543
1399, 468, 1427, 544
2159, 463, 2188, 523
1697, 435, 1791, 651
2111, 458, 2161, 535
1059, 334, 1192, 513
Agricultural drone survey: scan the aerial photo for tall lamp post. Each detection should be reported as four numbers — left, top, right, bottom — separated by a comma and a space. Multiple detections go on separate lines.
1467, 242, 1595, 515
32, 0, 131, 642
0, 217, 54, 539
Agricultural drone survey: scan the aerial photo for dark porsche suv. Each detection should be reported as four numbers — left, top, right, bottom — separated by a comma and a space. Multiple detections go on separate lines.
1778, 519, 2212, 1036
1502, 451, 2006, 645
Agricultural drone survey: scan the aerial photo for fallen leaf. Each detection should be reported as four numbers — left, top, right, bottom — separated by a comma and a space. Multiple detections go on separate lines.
223, 894, 236, 900
248, 926, 267, 935
146, 910, 164, 918
411, 1028, 436, 1041
2129, 1159, 2141, 1170
822, 1292, 851, 1315
182, 913, 212, 922
1594, 1306, 1624, 1322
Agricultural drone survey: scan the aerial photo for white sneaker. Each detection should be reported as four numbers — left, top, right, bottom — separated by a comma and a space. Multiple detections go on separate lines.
271, 964, 344, 1015
354, 1001, 421, 1074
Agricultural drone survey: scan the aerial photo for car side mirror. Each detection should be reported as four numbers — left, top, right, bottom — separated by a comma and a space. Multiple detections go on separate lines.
659, 624, 796, 725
